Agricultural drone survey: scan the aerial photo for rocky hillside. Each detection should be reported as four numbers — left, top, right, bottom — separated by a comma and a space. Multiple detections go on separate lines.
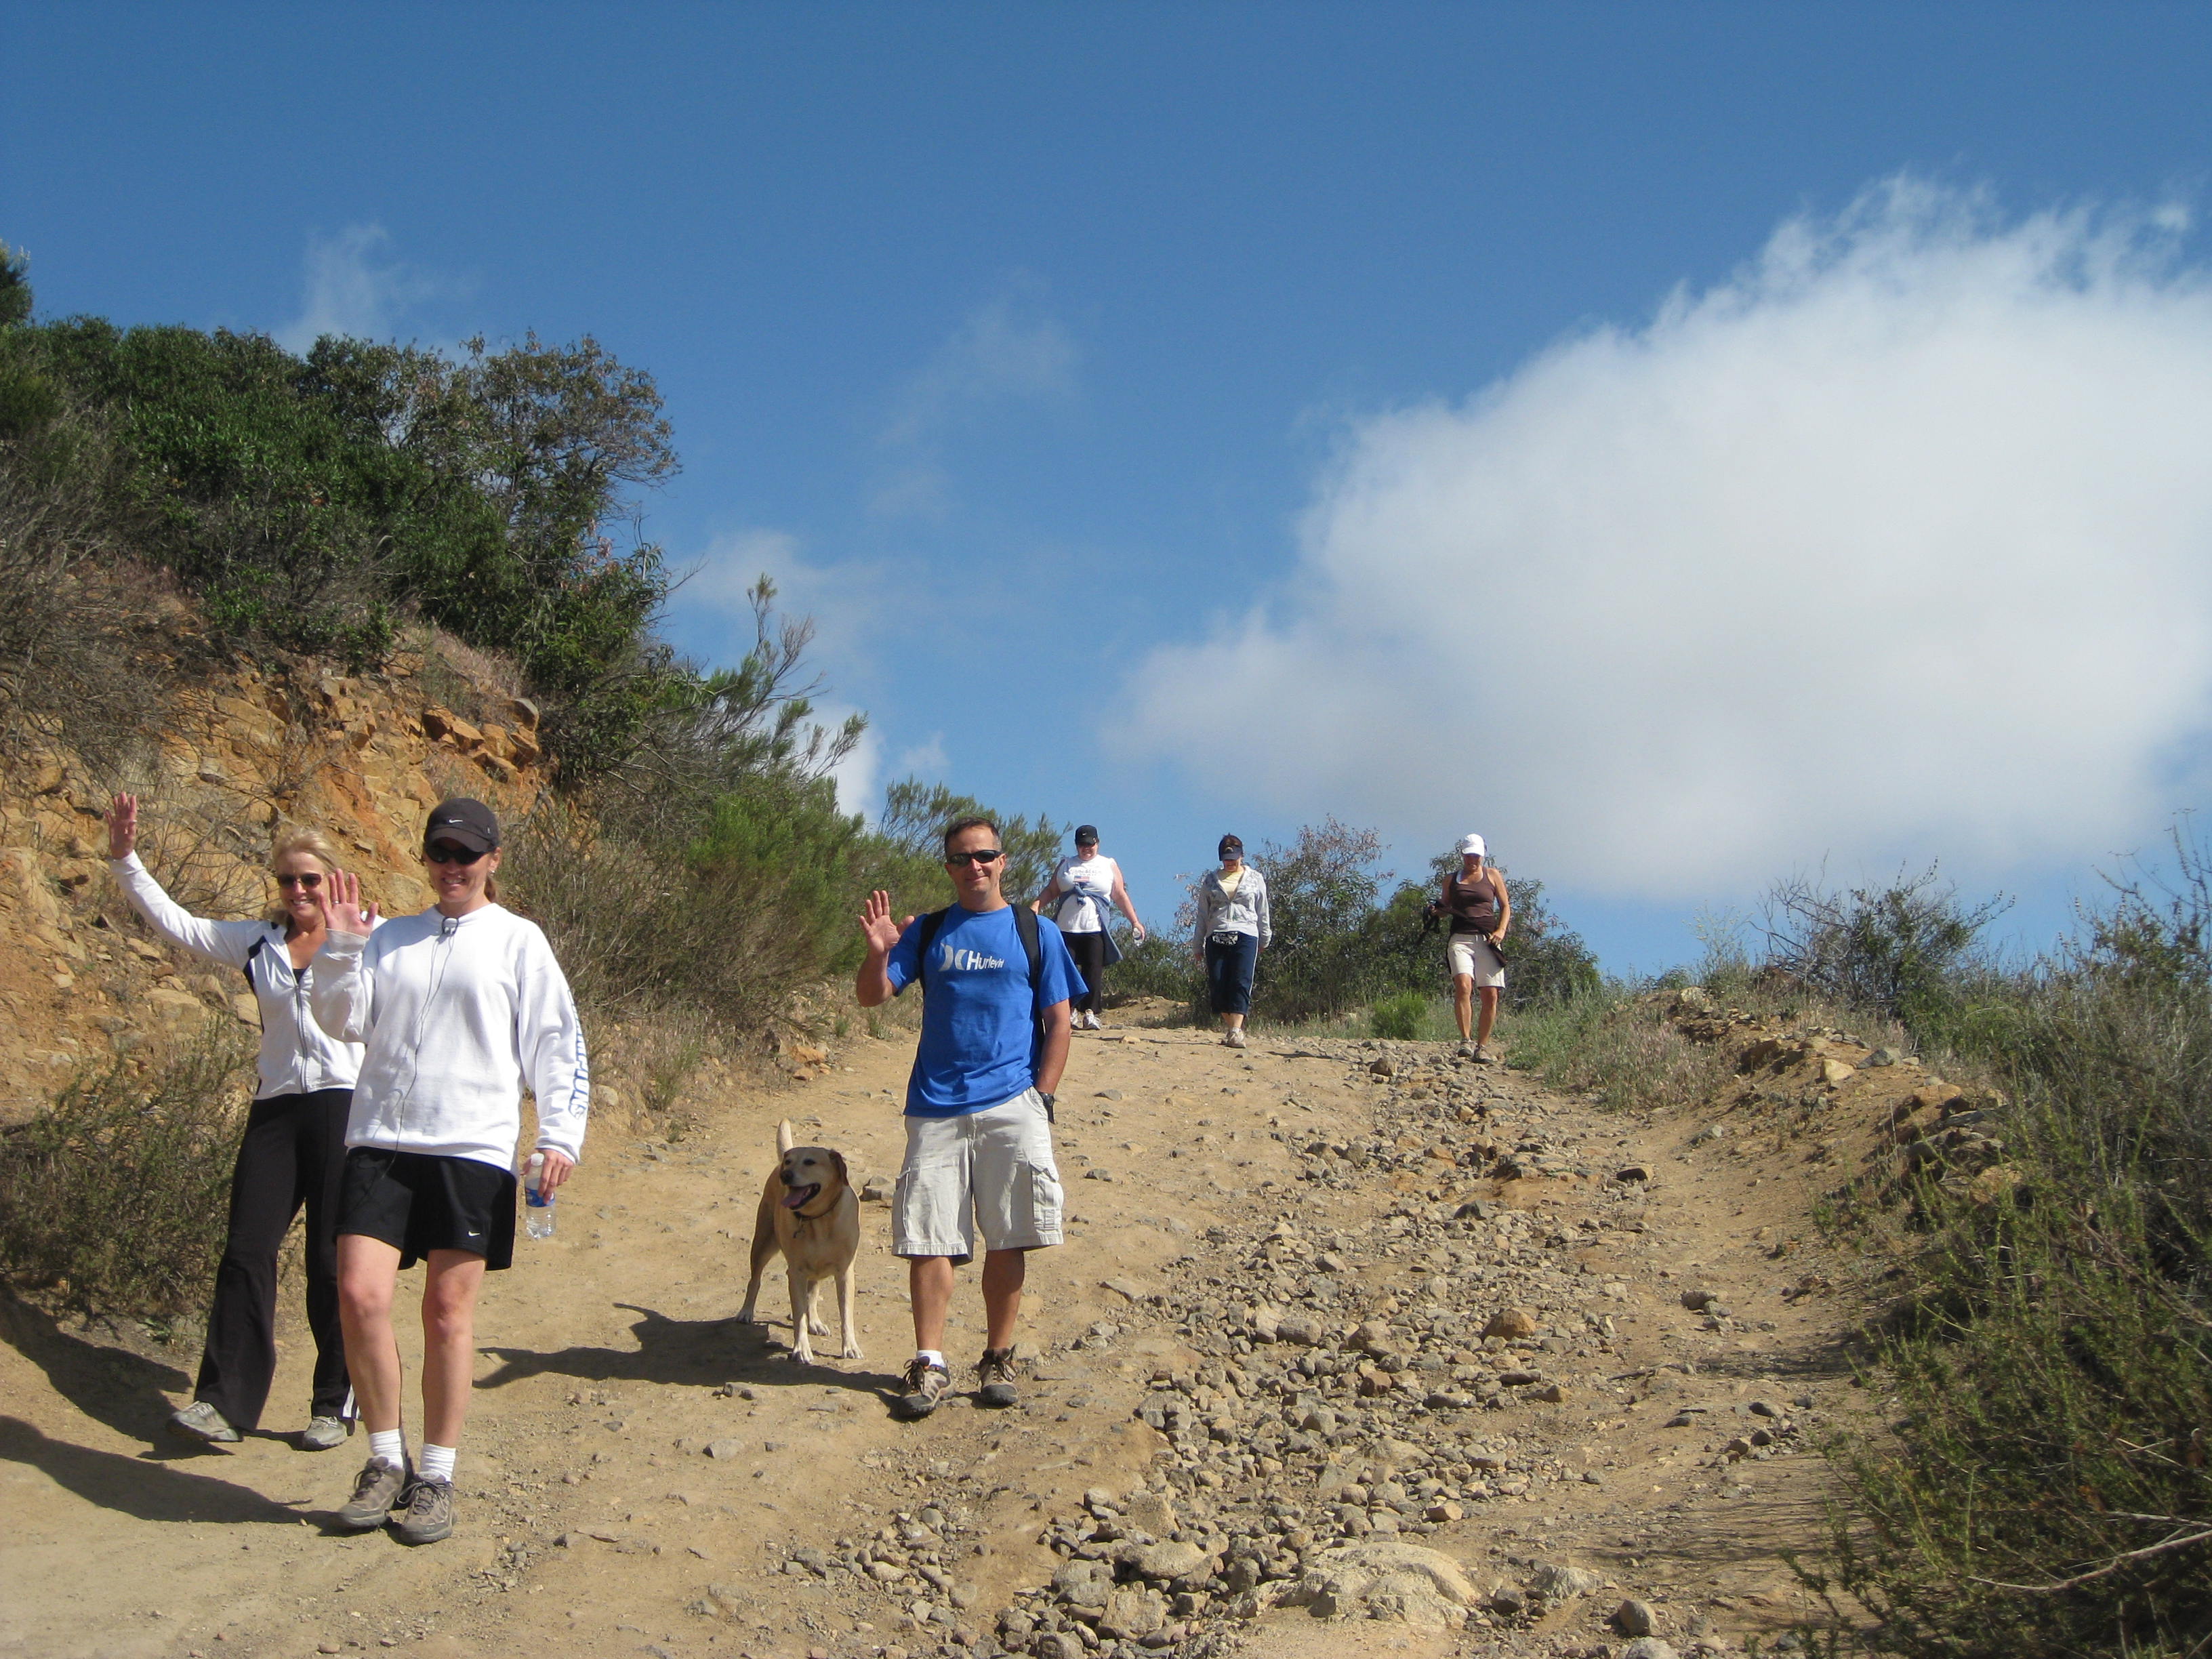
0, 637, 550, 1120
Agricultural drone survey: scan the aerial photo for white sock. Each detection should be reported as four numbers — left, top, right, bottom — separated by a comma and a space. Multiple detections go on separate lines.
417, 1443, 457, 1483
915, 1349, 945, 1371
369, 1429, 405, 1467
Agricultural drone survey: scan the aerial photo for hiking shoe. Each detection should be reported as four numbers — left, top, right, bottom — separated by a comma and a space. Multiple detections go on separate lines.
298, 1414, 351, 1452
977, 1347, 1021, 1409
389, 1476, 454, 1545
1223, 1028, 1247, 1049
335, 1455, 410, 1530
1473, 1044, 1498, 1065
167, 1400, 240, 1445
895, 1357, 951, 1420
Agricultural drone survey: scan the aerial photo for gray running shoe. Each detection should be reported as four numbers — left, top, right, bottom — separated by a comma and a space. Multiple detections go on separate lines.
895, 1357, 951, 1420
1474, 1044, 1498, 1065
167, 1400, 240, 1444
389, 1477, 454, 1545
298, 1414, 351, 1452
1223, 1028, 1248, 1049
335, 1455, 409, 1530
977, 1347, 1020, 1409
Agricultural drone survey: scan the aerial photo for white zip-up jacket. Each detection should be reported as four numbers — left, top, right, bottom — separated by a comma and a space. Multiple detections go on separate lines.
312, 903, 589, 1170
108, 853, 364, 1099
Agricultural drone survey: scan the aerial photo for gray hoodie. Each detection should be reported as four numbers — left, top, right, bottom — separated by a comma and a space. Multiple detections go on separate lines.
1194, 866, 1271, 947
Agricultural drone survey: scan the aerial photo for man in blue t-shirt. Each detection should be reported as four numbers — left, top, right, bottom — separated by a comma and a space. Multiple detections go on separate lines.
857, 815, 1084, 1420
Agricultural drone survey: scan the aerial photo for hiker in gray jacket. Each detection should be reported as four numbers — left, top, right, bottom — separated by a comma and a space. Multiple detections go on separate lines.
1192, 834, 1270, 1048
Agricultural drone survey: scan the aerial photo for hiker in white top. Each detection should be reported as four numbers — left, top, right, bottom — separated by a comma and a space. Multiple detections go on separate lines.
315, 798, 588, 1547
1031, 823, 1144, 1030
105, 794, 363, 1452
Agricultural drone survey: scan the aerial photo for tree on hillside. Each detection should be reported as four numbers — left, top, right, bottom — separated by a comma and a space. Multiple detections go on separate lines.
0, 243, 30, 329
872, 779, 1063, 915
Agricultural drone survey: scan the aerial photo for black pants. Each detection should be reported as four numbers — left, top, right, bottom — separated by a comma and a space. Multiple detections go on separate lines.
1066, 930, 1108, 1015
193, 1088, 353, 1429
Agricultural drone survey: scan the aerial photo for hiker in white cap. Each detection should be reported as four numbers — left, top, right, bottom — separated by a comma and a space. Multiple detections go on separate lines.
1428, 833, 1511, 1061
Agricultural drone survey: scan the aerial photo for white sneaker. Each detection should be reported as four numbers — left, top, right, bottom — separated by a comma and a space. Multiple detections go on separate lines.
1224, 1028, 1248, 1049
1084, 1010, 1103, 1031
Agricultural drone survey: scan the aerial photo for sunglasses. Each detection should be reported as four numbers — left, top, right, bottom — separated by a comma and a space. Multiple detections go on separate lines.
945, 849, 1004, 867
424, 842, 487, 866
275, 872, 323, 890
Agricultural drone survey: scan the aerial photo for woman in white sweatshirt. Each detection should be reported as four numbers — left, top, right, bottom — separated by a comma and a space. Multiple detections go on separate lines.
105, 794, 362, 1452
312, 797, 588, 1547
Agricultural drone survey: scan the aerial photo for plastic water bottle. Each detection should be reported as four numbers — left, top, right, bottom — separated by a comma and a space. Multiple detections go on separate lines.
523, 1152, 555, 1239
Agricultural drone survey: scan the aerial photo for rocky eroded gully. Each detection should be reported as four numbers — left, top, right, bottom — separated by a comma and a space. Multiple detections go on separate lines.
0, 999, 1993, 1659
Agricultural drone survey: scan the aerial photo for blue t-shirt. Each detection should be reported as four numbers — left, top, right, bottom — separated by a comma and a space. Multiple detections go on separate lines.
885, 905, 1085, 1115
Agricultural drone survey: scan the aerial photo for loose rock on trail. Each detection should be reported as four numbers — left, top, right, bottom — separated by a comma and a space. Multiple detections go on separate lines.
1, 1010, 1877, 1659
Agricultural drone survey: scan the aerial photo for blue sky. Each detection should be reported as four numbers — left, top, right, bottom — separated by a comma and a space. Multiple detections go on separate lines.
9, 4, 2212, 971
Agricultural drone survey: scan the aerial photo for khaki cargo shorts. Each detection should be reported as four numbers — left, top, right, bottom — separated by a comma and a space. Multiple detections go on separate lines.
893, 1088, 1065, 1264
1448, 934, 1507, 989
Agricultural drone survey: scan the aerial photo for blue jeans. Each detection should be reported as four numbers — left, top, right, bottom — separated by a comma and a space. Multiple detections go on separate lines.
1204, 933, 1259, 1015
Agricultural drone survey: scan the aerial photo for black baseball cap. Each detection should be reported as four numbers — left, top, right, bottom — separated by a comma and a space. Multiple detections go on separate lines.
1073, 823, 1099, 846
1218, 834, 1244, 856
424, 797, 500, 854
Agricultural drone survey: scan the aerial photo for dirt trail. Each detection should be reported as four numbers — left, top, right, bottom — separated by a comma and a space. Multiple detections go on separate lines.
0, 1013, 1877, 1659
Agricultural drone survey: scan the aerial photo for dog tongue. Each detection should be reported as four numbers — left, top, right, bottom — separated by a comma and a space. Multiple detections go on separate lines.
781, 1185, 817, 1210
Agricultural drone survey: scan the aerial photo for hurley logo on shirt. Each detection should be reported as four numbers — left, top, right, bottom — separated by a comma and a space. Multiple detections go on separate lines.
937, 941, 1007, 973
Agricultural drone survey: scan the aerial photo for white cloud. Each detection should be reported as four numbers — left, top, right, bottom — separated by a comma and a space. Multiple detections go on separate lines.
679, 527, 920, 691
276, 225, 436, 351
1119, 180, 2212, 895
873, 285, 1079, 517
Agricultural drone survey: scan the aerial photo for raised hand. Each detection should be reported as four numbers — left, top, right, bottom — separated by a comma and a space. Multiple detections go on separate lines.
324, 867, 380, 937
859, 889, 902, 956
107, 793, 138, 861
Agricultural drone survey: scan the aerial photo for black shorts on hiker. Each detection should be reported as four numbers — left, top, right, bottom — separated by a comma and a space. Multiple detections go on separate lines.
337, 1147, 516, 1271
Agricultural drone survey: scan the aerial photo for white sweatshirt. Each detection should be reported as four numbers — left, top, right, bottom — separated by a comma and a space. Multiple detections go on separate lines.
108, 853, 364, 1099
312, 903, 590, 1170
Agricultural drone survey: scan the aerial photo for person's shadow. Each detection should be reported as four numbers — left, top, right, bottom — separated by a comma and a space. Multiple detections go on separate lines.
477, 1303, 899, 1402
0, 1416, 307, 1526
0, 1286, 192, 1445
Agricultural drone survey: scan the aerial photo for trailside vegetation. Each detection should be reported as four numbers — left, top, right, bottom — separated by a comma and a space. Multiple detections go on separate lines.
0, 249, 683, 782
1512, 854, 2212, 1655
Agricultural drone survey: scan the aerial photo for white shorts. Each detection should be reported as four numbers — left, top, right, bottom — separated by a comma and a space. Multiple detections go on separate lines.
893, 1088, 1064, 1263
1448, 934, 1507, 988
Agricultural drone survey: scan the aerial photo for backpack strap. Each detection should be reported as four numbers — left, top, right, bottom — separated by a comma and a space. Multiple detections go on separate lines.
243, 935, 267, 991
1010, 905, 1043, 1002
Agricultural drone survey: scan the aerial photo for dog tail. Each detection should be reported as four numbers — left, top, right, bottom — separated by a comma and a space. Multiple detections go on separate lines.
777, 1118, 794, 1153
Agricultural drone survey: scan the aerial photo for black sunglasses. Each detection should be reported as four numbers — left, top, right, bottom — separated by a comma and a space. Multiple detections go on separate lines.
275, 872, 323, 890
425, 842, 487, 866
945, 848, 1004, 867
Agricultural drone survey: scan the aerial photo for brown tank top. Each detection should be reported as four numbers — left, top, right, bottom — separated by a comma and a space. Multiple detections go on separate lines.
1446, 871, 1500, 935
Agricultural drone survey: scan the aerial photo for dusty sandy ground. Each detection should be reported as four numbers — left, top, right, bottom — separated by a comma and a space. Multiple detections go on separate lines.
0, 1014, 1875, 1659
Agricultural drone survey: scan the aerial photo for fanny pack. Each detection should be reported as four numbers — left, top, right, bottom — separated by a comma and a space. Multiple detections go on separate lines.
1208, 929, 1244, 946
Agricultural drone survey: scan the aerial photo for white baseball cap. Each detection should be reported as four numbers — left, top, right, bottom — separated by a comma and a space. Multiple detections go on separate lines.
1456, 833, 1486, 857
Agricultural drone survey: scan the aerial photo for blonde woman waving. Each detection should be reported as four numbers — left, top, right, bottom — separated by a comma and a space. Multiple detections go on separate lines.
106, 794, 363, 1452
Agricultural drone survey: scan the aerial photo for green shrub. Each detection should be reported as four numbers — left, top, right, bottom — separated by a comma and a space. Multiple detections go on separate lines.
1793, 842, 2212, 1655
1369, 990, 1429, 1040
1509, 982, 1731, 1113
0, 1020, 255, 1319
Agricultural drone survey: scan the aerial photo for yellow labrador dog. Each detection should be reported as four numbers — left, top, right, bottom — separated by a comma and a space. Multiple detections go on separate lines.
737, 1120, 863, 1365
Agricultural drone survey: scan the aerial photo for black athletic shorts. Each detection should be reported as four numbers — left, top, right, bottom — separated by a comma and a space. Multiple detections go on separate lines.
337, 1147, 517, 1271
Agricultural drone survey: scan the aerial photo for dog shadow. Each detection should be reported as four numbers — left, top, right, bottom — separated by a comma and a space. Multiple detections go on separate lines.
0, 1416, 308, 1526
476, 1303, 899, 1401
0, 1286, 192, 1444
